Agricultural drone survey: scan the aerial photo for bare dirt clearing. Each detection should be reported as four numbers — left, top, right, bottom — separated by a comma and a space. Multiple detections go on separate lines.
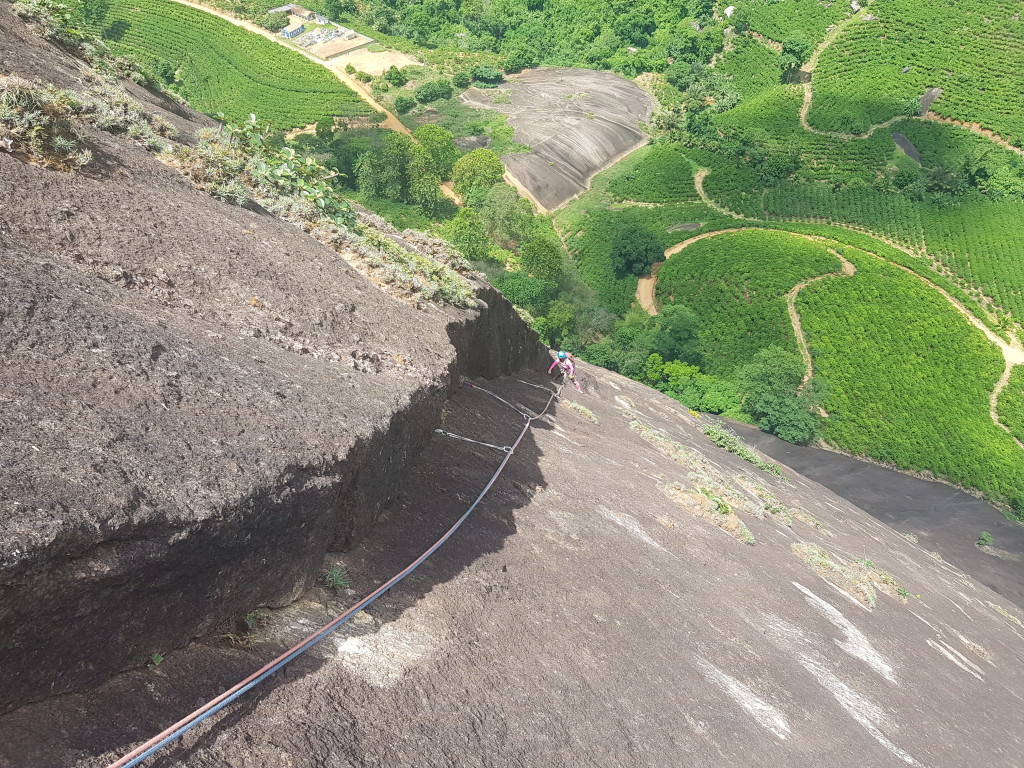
333, 47, 420, 76
459, 67, 654, 212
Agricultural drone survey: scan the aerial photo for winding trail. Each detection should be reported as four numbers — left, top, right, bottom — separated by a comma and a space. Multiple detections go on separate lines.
787, 2, 1024, 155
166, 0, 459, 206
169, 0, 410, 134
637, 228, 856, 393
635, 216, 1024, 437
787, 249, 857, 388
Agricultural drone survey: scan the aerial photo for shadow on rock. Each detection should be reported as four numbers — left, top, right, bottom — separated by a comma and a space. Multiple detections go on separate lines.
0, 373, 556, 767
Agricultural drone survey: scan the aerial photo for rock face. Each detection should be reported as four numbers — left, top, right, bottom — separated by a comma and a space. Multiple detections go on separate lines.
2, 366, 1024, 767
459, 67, 654, 211
0, 4, 542, 711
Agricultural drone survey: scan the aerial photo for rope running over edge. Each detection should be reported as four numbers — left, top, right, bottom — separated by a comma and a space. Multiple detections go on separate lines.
107, 377, 563, 768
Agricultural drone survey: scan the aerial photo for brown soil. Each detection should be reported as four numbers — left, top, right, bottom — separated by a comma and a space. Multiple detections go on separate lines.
332, 48, 420, 76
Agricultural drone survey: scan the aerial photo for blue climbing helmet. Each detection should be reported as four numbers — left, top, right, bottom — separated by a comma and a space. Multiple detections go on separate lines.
557, 350, 567, 360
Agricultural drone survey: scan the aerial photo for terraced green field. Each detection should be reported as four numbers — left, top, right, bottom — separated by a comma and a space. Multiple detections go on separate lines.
798, 250, 1024, 500
808, 0, 1024, 144
998, 367, 1024, 444
654, 231, 840, 375
80, 0, 373, 127
734, 0, 853, 48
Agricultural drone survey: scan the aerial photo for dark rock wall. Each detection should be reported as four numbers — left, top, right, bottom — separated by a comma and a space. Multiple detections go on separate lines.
0, 7, 543, 710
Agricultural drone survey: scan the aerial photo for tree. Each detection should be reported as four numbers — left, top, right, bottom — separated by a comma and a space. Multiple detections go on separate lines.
452, 148, 505, 205
612, 7, 656, 47
491, 271, 555, 315
608, 224, 662, 278
407, 144, 443, 215
323, 0, 356, 19
439, 208, 491, 261
384, 66, 408, 86
781, 33, 814, 68
257, 11, 288, 31
413, 124, 462, 179
479, 182, 533, 247
652, 303, 700, 363
519, 235, 564, 280
500, 38, 539, 72
378, 132, 414, 201
315, 118, 334, 141
413, 79, 454, 103
470, 64, 504, 84
452, 71, 472, 88
543, 300, 576, 348
736, 346, 823, 444
355, 152, 384, 198
393, 94, 416, 114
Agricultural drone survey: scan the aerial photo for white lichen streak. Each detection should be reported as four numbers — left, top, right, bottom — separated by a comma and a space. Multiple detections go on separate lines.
694, 657, 791, 740
598, 506, 665, 552
794, 582, 896, 683
797, 655, 925, 767
926, 639, 985, 681
333, 614, 440, 688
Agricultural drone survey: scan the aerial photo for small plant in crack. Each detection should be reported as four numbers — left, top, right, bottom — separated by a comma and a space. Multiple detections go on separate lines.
322, 566, 352, 591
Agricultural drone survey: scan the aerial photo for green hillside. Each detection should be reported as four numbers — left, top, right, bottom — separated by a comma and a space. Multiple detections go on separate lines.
79, 0, 373, 127
809, 0, 1024, 144
654, 230, 840, 375
799, 250, 1024, 500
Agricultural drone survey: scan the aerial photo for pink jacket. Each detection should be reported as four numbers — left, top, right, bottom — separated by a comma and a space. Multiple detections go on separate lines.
549, 357, 575, 376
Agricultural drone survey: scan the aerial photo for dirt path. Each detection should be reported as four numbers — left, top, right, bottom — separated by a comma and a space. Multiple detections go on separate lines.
919, 113, 1024, 156
168, 0, 411, 137
635, 215, 1024, 436
790, 3, 1024, 155
787, 250, 857, 387
635, 226, 746, 314
637, 226, 856, 392
167, 0, 466, 205
992, 362, 1024, 448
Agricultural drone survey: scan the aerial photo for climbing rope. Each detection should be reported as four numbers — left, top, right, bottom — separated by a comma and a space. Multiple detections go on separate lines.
461, 380, 534, 419
434, 428, 512, 453
106, 377, 564, 768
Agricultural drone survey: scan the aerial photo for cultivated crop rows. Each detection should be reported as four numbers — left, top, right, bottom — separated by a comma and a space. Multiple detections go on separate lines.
736, 0, 853, 47
654, 230, 840, 375
997, 366, 1024, 443
922, 202, 1024, 320
716, 37, 784, 101
81, 0, 372, 127
809, 0, 1024, 144
607, 146, 699, 204
798, 250, 1024, 499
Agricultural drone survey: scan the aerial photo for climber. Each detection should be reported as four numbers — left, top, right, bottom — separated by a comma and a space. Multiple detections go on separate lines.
548, 350, 581, 392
